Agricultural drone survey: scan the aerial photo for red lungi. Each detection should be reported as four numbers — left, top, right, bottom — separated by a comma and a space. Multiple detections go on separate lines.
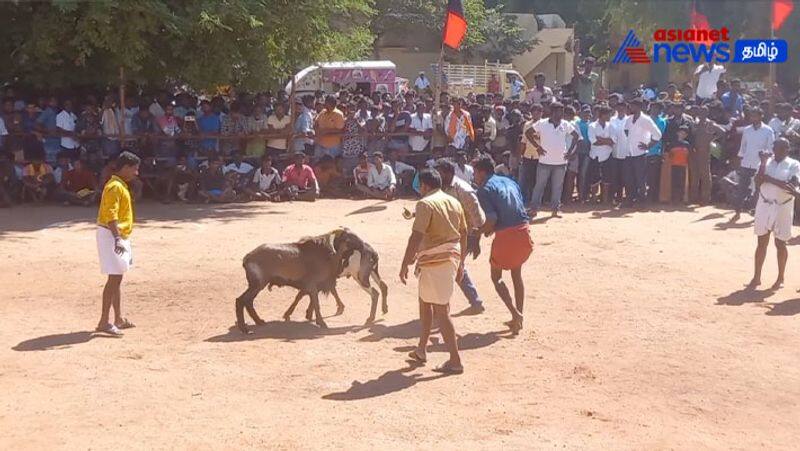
490, 223, 533, 270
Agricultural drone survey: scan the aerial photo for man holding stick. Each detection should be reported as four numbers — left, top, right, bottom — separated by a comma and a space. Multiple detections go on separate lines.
400, 168, 466, 375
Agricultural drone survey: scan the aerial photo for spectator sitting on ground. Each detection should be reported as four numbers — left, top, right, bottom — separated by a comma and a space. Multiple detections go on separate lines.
386, 148, 415, 196
198, 155, 235, 203
0, 151, 19, 206
355, 151, 396, 200
52, 153, 73, 185
223, 151, 255, 191
280, 152, 319, 202
21, 150, 55, 203
165, 154, 196, 202
56, 158, 97, 206
247, 155, 281, 201
137, 156, 170, 202
352, 151, 373, 188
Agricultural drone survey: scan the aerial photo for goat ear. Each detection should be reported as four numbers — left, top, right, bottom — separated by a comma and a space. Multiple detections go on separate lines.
326, 232, 337, 254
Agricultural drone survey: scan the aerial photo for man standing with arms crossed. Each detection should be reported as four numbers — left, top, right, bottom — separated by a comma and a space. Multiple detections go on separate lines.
400, 169, 466, 375
95, 151, 140, 336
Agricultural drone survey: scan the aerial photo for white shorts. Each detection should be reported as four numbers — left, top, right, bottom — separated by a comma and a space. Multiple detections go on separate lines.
417, 260, 457, 305
96, 226, 132, 275
754, 197, 794, 242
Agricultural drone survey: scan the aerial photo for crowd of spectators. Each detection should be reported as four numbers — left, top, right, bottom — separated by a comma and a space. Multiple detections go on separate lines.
1, 60, 799, 220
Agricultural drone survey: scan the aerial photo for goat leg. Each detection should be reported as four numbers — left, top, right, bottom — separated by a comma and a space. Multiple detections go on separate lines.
310, 291, 327, 329
332, 286, 345, 316
235, 294, 251, 335
284, 291, 306, 321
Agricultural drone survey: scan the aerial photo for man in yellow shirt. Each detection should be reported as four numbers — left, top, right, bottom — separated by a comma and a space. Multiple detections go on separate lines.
400, 168, 466, 374
314, 95, 345, 160
95, 151, 140, 336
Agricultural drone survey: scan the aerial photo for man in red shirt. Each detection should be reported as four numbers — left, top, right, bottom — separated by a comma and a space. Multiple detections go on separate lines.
57, 158, 98, 206
280, 152, 319, 202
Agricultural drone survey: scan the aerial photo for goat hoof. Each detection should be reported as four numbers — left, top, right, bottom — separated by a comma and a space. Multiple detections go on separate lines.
237, 323, 252, 335
364, 317, 375, 325
254, 318, 266, 326
316, 320, 328, 329
382, 305, 388, 314
335, 306, 345, 316
283, 314, 291, 322
305, 311, 314, 321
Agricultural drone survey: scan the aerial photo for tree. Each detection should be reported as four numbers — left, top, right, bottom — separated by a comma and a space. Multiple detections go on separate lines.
478, 6, 536, 63
0, 0, 374, 91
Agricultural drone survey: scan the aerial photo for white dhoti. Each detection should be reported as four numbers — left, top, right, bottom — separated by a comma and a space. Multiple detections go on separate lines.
415, 241, 461, 306
96, 226, 133, 275
754, 185, 795, 242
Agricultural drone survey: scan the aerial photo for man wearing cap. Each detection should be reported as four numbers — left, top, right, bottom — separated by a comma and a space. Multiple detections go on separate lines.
623, 97, 662, 207
436, 159, 487, 314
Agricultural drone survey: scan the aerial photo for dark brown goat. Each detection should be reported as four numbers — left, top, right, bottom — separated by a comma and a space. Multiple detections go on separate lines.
235, 230, 352, 334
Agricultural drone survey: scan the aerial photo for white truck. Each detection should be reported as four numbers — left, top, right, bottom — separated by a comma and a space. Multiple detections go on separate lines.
285, 61, 408, 97
432, 62, 528, 99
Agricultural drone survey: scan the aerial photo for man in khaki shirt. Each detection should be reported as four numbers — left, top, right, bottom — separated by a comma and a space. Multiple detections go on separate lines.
400, 168, 466, 374
436, 159, 486, 313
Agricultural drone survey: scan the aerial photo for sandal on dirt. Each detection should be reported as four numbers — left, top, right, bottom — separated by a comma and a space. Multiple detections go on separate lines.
432, 362, 464, 375
95, 324, 124, 336
407, 350, 427, 364
115, 318, 136, 330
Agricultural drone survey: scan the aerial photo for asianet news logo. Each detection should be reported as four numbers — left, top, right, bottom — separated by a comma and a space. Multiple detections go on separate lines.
613, 28, 788, 64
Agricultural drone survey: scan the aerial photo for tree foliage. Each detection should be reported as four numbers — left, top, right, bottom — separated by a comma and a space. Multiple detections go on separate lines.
0, 0, 374, 91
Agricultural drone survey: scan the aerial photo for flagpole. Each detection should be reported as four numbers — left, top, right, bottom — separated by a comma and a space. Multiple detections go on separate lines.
769, 25, 776, 113
435, 42, 445, 110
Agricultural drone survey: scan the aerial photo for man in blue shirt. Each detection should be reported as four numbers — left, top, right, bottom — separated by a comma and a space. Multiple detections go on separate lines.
721, 79, 744, 118
36, 96, 60, 163
646, 101, 668, 203
196, 100, 221, 154
474, 156, 532, 334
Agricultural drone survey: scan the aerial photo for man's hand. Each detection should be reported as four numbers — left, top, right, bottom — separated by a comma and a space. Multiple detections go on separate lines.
399, 264, 409, 285
638, 141, 650, 151
466, 233, 481, 260
456, 262, 465, 283
114, 237, 125, 255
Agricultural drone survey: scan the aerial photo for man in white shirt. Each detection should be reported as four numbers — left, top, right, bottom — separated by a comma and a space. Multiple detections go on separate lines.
454, 151, 475, 184
529, 102, 580, 217
751, 138, 799, 289
510, 77, 525, 100
623, 98, 662, 206
357, 151, 396, 200
56, 99, 80, 157
247, 155, 281, 201
483, 107, 497, 151
149, 93, 167, 119
526, 73, 553, 104
588, 105, 615, 203
609, 101, 630, 203
768, 103, 800, 142
409, 103, 433, 152
414, 72, 431, 92
266, 102, 292, 154
693, 63, 725, 101
445, 98, 473, 152
732, 108, 775, 221
519, 104, 543, 203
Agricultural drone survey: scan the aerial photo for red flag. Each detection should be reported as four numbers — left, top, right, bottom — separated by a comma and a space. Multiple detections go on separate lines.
773, 0, 794, 30
443, 0, 468, 49
690, 2, 713, 46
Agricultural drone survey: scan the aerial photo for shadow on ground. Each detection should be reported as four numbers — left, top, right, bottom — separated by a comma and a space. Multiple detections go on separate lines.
322, 363, 449, 401
13, 331, 119, 351
716, 287, 776, 306
0, 202, 284, 236
205, 320, 367, 343
764, 298, 800, 316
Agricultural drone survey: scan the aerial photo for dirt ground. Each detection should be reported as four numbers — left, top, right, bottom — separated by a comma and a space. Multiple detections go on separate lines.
1, 199, 799, 450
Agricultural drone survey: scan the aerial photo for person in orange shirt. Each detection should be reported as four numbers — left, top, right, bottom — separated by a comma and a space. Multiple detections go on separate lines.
21, 150, 55, 203
314, 95, 345, 160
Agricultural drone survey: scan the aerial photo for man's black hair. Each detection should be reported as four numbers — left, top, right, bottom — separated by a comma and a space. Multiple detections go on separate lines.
435, 158, 456, 174
117, 151, 141, 168
372, 151, 384, 159
418, 168, 442, 190
473, 155, 496, 175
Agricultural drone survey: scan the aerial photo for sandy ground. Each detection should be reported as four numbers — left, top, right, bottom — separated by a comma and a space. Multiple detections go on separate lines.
1, 199, 799, 450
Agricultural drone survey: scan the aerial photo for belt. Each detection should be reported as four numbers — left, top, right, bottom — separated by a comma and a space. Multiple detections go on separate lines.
759, 192, 793, 206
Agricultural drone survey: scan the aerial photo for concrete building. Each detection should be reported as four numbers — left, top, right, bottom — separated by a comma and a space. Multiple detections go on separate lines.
374, 13, 575, 91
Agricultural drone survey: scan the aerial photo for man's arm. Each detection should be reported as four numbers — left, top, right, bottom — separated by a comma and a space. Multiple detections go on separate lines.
399, 231, 424, 284
566, 130, 580, 156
